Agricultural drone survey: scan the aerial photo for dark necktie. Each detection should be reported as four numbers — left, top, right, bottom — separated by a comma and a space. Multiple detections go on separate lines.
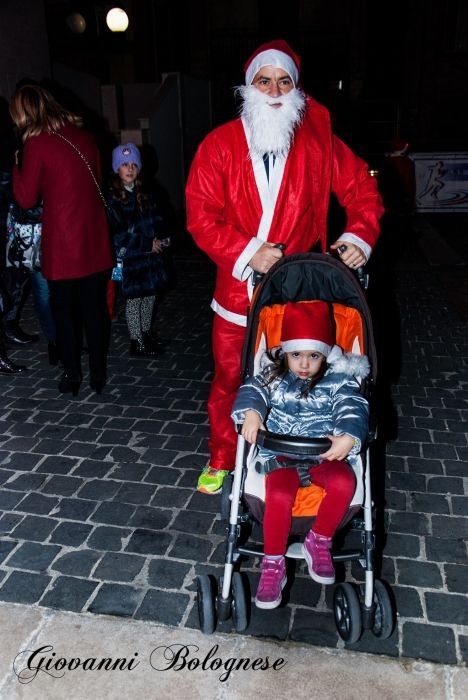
263, 153, 276, 182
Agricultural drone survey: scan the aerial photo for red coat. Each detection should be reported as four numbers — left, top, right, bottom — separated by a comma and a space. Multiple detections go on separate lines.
13, 123, 113, 280
186, 97, 384, 324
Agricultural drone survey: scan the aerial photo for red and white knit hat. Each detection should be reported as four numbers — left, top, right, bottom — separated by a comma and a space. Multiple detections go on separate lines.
244, 40, 301, 87
280, 301, 333, 356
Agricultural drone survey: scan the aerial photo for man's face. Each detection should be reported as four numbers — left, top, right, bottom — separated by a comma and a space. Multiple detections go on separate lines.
251, 65, 294, 107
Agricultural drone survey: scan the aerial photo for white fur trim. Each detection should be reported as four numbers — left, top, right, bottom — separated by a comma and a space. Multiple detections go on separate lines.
281, 339, 332, 356
232, 237, 264, 282
245, 49, 298, 87
337, 233, 372, 262
210, 299, 247, 327
329, 352, 371, 378
327, 345, 343, 363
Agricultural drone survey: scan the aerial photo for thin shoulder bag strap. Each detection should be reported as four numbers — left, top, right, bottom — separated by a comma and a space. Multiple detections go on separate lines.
53, 132, 107, 209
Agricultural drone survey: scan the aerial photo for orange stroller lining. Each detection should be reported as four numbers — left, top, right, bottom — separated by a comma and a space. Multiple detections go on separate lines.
256, 301, 365, 518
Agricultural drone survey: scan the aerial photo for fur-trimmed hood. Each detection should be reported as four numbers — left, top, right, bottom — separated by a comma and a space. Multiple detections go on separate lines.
326, 345, 371, 378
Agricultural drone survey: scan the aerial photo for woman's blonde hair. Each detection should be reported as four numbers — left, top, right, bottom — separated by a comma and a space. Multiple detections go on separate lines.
9, 85, 83, 141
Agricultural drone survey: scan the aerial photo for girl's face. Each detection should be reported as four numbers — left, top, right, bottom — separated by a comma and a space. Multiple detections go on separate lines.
286, 350, 325, 379
118, 162, 139, 186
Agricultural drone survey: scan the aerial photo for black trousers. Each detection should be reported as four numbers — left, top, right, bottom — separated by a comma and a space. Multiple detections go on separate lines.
48, 270, 110, 382
0, 268, 30, 321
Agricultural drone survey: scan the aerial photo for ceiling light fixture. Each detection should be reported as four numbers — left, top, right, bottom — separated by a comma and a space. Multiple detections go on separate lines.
106, 8, 129, 32
65, 13, 86, 34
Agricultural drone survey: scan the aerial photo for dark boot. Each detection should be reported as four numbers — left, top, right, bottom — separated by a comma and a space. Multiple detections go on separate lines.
90, 377, 106, 394
150, 329, 170, 347
142, 331, 165, 354
129, 339, 163, 357
4, 320, 39, 345
58, 372, 82, 397
0, 343, 27, 374
48, 341, 60, 365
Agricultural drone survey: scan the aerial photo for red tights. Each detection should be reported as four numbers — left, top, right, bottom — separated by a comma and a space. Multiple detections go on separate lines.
263, 460, 356, 556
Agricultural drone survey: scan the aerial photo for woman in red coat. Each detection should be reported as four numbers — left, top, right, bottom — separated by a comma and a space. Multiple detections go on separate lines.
10, 86, 113, 396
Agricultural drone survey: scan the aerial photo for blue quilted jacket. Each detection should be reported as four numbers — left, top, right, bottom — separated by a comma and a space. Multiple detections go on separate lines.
231, 346, 370, 466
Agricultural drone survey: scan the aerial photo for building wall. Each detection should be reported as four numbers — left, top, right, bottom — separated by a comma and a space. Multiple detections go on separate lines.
210, 0, 257, 29
52, 61, 103, 117
0, 0, 51, 100
404, 0, 468, 150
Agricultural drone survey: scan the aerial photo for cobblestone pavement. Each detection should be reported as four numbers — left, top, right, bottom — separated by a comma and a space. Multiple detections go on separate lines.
0, 217, 467, 666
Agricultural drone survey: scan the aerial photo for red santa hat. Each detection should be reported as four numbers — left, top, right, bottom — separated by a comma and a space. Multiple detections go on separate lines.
280, 301, 333, 356
244, 40, 301, 87
390, 137, 409, 154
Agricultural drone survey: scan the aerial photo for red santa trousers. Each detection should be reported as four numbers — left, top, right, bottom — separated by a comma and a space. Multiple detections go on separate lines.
208, 313, 246, 471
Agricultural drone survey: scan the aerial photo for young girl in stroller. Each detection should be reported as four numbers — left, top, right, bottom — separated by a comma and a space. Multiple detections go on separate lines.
231, 300, 370, 610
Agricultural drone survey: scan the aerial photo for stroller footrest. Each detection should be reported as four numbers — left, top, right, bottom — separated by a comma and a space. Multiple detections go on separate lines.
237, 544, 264, 557
237, 544, 364, 562
331, 549, 363, 562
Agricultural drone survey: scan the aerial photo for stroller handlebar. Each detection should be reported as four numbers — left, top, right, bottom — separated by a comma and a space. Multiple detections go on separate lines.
253, 428, 332, 455
336, 244, 368, 290
252, 243, 287, 289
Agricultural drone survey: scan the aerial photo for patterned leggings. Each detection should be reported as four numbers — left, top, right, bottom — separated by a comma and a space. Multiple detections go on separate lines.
125, 296, 155, 340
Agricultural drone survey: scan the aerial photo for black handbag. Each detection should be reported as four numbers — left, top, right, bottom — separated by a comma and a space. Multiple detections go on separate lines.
121, 249, 168, 299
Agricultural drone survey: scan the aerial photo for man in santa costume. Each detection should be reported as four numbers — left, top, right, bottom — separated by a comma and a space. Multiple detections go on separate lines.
186, 40, 384, 494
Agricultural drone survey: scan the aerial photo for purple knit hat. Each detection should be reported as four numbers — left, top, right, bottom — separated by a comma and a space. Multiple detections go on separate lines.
112, 143, 142, 173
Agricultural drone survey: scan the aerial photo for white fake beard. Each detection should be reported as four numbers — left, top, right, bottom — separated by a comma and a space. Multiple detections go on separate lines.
237, 85, 307, 160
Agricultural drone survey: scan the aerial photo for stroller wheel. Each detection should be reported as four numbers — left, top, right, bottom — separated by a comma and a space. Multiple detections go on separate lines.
333, 583, 362, 643
221, 473, 233, 521
197, 575, 216, 635
371, 580, 395, 639
231, 571, 249, 632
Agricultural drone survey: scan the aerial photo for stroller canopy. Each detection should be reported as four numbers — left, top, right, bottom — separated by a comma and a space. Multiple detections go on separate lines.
242, 253, 377, 383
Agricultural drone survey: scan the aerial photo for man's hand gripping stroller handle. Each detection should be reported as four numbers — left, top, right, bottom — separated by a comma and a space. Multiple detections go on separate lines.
252, 243, 287, 289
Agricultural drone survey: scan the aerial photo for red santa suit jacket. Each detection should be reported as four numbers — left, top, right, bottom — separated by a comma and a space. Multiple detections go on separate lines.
186, 97, 384, 326
13, 123, 113, 281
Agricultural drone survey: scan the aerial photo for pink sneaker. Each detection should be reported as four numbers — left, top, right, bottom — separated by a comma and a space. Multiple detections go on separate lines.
302, 530, 335, 584
255, 556, 287, 609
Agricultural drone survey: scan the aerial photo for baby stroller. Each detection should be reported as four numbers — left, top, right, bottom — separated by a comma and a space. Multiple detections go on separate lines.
197, 252, 395, 643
